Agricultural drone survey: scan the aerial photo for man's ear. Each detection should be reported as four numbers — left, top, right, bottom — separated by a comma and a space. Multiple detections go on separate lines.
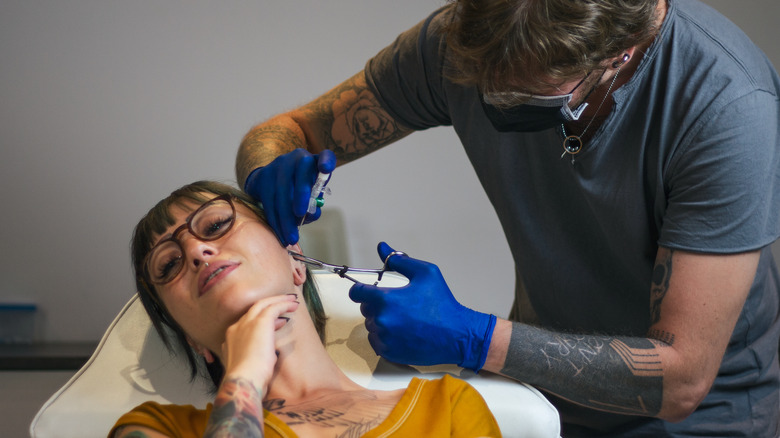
187, 337, 215, 363
287, 243, 307, 286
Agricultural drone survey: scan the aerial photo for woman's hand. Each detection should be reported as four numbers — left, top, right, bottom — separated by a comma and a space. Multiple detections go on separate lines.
220, 293, 300, 394
204, 293, 300, 437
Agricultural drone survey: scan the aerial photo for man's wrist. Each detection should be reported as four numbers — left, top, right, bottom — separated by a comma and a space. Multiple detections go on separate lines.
481, 318, 512, 374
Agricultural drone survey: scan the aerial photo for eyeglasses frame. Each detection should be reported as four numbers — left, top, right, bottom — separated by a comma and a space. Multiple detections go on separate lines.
143, 193, 239, 286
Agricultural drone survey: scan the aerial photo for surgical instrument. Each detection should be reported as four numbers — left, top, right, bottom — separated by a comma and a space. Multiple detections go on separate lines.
300, 172, 332, 226
288, 250, 405, 285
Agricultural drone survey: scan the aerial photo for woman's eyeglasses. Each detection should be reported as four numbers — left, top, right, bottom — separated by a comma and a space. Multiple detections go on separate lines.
144, 194, 237, 285
143, 193, 407, 287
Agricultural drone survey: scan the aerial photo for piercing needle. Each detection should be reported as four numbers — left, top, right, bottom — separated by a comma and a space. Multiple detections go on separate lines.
300, 172, 331, 226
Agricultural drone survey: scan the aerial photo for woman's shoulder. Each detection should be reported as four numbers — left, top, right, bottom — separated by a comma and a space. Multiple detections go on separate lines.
125, 400, 212, 418
412, 373, 476, 392
405, 374, 492, 408
109, 401, 212, 437
375, 375, 500, 437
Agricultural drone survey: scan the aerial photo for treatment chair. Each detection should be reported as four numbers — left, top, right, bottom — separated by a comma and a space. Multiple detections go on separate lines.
30, 271, 561, 437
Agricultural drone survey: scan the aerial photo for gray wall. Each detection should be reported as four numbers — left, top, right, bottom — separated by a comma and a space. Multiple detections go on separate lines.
1, 0, 778, 342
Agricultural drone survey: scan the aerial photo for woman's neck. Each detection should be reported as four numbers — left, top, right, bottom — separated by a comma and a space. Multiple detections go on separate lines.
260, 324, 404, 437
263, 314, 363, 402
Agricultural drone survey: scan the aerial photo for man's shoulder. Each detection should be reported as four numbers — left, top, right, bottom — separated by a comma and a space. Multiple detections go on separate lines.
671, 0, 776, 85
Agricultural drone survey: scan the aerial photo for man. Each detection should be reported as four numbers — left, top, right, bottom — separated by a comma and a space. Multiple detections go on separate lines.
236, 0, 780, 435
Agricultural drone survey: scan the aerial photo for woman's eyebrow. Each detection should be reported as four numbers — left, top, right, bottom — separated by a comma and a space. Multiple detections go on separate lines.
150, 229, 176, 248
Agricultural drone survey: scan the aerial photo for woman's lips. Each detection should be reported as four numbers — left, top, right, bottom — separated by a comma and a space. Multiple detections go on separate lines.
199, 262, 240, 296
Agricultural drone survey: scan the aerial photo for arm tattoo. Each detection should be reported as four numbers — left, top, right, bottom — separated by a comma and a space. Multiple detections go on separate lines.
300, 73, 412, 163
650, 248, 673, 325
499, 249, 678, 416
205, 377, 264, 438
113, 428, 152, 438
236, 72, 411, 184
236, 125, 305, 186
502, 325, 664, 416
326, 83, 411, 161
647, 329, 675, 346
242, 126, 305, 151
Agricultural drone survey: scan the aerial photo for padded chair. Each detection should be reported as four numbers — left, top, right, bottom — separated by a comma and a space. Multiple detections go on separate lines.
31, 271, 560, 437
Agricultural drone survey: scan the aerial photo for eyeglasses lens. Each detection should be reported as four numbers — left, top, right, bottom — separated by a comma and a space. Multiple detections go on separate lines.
146, 198, 235, 285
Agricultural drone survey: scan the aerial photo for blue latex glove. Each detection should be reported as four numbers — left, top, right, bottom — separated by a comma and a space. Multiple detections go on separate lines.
243, 148, 336, 246
349, 242, 497, 372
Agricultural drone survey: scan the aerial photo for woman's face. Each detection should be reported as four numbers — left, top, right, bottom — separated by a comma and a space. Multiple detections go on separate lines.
151, 196, 305, 353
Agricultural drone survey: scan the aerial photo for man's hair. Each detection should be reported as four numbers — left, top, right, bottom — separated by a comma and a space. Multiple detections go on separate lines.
130, 180, 326, 390
444, 0, 661, 94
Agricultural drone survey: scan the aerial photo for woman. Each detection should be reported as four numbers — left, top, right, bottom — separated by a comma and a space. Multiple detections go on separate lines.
110, 181, 501, 437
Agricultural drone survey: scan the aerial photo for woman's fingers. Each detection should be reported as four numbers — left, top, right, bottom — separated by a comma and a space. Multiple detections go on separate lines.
239, 293, 299, 322
225, 293, 300, 347
220, 293, 301, 392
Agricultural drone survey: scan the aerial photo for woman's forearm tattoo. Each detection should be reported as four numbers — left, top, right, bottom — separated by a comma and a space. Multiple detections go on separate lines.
113, 428, 152, 438
205, 377, 264, 438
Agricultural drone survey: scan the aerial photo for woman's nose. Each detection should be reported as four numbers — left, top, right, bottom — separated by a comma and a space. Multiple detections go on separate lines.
180, 233, 216, 268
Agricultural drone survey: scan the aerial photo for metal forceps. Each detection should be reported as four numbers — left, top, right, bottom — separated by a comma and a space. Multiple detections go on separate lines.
288, 250, 405, 285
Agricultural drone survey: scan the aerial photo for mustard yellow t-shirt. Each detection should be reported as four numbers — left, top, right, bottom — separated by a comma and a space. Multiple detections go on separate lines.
109, 375, 501, 437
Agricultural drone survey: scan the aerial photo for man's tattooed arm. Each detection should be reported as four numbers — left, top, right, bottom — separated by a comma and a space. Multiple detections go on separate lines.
236, 122, 307, 186
204, 376, 265, 438
237, 70, 412, 185
498, 248, 677, 417
501, 326, 667, 417
650, 248, 673, 326
493, 246, 759, 422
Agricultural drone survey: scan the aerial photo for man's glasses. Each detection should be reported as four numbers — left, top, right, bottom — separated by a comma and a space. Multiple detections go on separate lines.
144, 194, 238, 285
482, 71, 593, 107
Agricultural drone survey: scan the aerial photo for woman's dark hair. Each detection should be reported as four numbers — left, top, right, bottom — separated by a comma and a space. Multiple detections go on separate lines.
130, 180, 326, 390
444, 0, 661, 94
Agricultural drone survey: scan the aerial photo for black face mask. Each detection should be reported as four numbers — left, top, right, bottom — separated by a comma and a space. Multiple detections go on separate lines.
480, 90, 592, 132
480, 98, 583, 132
479, 71, 596, 132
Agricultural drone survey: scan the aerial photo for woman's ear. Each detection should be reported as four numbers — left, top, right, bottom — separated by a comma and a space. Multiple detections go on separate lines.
287, 243, 307, 286
187, 337, 216, 363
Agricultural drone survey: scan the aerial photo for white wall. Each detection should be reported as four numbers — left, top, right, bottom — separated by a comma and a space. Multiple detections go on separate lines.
1, 0, 778, 342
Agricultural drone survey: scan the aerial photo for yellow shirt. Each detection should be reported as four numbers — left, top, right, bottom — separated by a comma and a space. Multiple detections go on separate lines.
109, 375, 501, 437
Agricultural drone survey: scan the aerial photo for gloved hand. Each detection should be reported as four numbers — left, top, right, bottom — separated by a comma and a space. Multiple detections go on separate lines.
349, 242, 497, 373
243, 148, 336, 246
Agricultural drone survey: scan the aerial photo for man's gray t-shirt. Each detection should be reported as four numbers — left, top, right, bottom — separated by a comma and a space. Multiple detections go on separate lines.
365, 0, 780, 436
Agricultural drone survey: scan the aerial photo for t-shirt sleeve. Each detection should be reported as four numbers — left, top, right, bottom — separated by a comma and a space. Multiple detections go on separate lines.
659, 89, 780, 252
107, 402, 210, 438
364, 7, 453, 130
445, 375, 503, 437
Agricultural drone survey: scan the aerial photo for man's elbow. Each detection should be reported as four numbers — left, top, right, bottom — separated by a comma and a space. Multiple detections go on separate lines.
658, 378, 712, 422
